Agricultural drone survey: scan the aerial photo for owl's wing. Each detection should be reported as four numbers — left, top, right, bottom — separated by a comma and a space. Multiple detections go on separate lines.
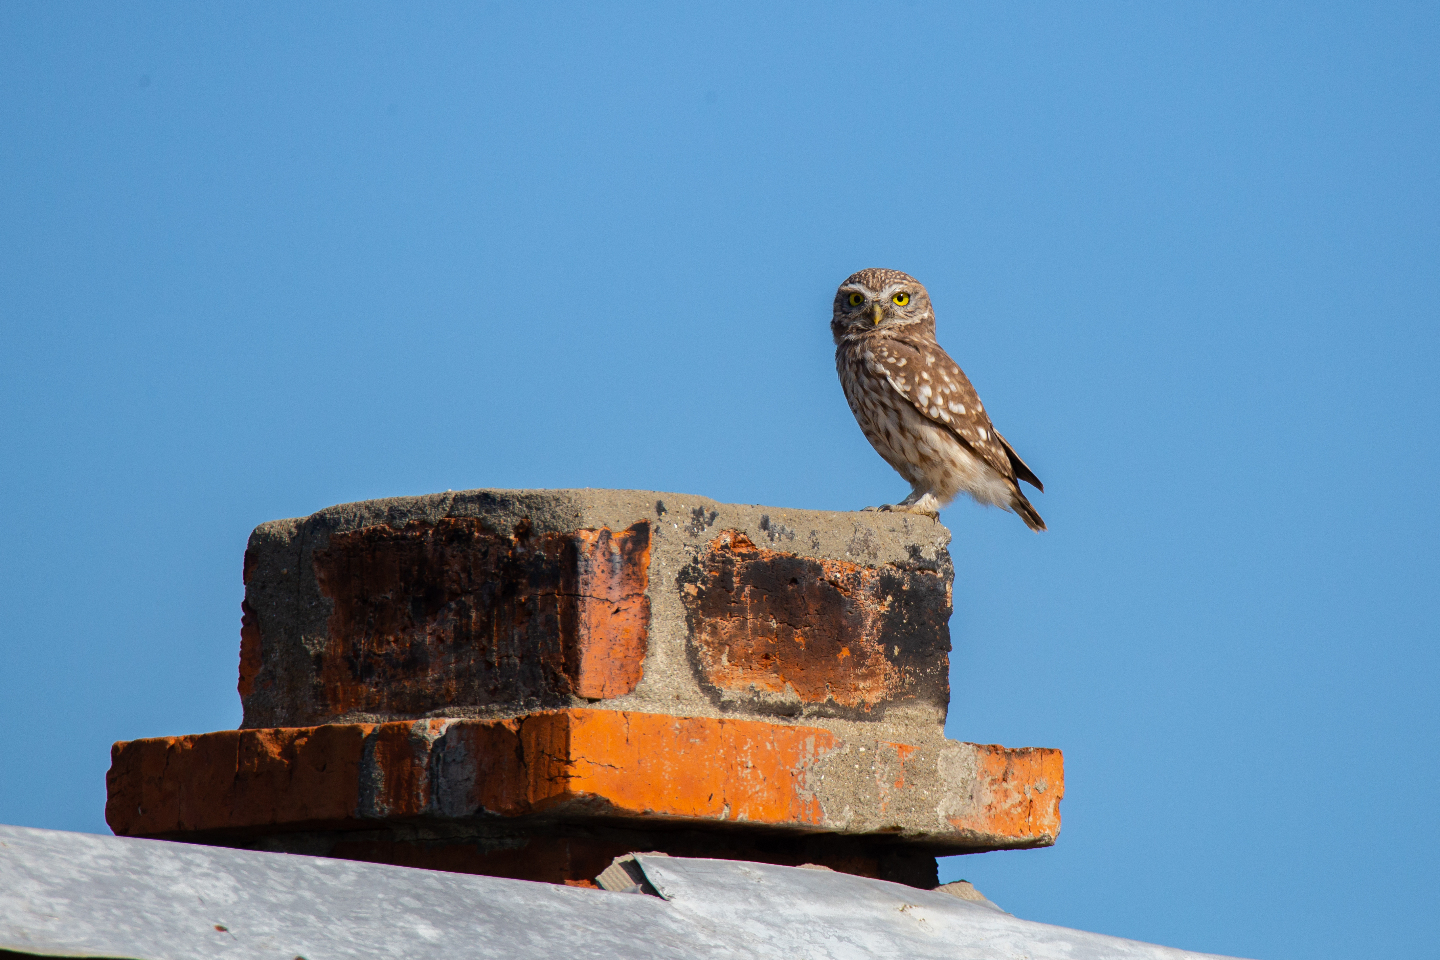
864, 337, 1041, 490
993, 428, 1044, 492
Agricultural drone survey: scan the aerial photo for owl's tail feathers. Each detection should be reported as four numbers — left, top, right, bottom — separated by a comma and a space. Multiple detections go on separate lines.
1012, 490, 1046, 532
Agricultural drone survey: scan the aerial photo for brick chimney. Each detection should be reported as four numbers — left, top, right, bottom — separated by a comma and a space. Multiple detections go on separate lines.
106, 490, 1062, 889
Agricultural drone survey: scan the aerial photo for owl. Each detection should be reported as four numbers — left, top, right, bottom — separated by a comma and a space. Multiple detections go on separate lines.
832, 268, 1045, 531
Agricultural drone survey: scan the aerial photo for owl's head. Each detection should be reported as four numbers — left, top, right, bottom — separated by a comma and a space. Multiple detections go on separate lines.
831, 268, 935, 344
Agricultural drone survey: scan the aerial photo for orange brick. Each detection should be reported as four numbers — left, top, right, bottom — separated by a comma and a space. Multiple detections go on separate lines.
563, 528, 650, 698
524, 710, 837, 824
106, 725, 372, 837
107, 711, 1062, 855
287, 519, 651, 720
681, 532, 949, 713
107, 711, 838, 836
945, 744, 1064, 846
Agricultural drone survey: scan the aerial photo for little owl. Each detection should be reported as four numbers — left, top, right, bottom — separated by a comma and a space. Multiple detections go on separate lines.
832, 268, 1045, 530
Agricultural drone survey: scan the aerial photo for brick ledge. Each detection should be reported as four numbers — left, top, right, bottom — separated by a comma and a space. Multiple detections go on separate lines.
107, 709, 1061, 853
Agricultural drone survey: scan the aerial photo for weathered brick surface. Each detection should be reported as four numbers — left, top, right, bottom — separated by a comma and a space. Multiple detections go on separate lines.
107, 709, 1060, 854
243, 516, 650, 725
139, 490, 1064, 888
109, 711, 835, 837
237, 489, 953, 728
106, 725, 370, 837
680, 531, 950, 716
943, 745, 1065, 847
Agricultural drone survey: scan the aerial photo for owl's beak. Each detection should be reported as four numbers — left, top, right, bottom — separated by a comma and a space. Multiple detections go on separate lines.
872, 303, 884, 325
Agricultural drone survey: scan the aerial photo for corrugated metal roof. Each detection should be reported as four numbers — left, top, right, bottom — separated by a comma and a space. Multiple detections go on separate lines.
0, 824, 1250, 960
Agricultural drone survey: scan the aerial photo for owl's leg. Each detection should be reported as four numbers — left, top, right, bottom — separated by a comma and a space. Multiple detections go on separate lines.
896, 490, 941, 517
862, 489, 941, 519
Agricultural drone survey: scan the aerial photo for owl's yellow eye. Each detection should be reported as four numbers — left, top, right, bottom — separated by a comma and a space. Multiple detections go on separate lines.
892, 292, 910, 306
848, 293, 865, 307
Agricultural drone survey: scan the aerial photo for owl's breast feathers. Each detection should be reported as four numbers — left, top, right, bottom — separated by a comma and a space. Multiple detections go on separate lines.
852, 334, 1043, 493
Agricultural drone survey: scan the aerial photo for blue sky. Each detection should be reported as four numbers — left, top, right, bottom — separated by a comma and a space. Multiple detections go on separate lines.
1, 4, 1436, 958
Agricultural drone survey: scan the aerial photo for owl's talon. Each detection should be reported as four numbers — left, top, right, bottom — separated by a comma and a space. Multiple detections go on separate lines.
862, 503, 938, 519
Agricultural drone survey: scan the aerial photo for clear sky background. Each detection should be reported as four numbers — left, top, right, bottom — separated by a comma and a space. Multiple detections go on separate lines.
2, 4, 1436, 958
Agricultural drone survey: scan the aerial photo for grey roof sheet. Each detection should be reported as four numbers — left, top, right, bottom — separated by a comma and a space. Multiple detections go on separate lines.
0, 824, 1250, 960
